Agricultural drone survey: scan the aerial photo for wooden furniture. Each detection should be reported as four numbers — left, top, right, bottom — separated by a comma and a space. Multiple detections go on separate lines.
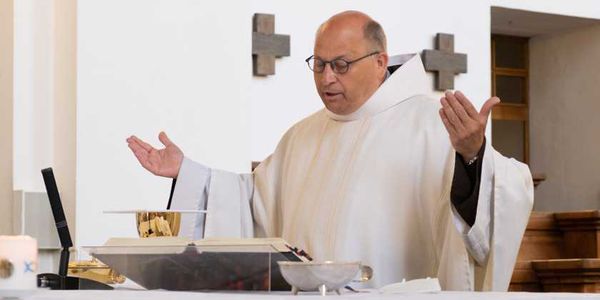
491, 35, 530, 164
532, 259, 600, 292
510, 210, 600, 292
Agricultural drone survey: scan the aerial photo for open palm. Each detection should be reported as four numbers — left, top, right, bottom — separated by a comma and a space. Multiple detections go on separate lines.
126, 132, 183, 178
439, 91, 500, 161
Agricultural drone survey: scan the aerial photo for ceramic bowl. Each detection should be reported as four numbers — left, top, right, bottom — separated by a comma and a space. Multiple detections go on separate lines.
277, 261, 370, 295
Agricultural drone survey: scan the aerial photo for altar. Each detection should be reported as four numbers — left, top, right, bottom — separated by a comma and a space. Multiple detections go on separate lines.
23, 289, 600, 300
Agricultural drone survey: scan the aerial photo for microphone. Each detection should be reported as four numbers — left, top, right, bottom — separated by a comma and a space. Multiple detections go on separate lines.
38, 167, 112, 290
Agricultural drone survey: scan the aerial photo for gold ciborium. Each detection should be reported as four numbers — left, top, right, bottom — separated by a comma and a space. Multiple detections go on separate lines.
68, 258, 126, 284
135, 211, 181, 238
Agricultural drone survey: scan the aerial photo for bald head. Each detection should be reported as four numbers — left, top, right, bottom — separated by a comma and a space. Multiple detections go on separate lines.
316, 11, 387, 53
311, 11, 389, 115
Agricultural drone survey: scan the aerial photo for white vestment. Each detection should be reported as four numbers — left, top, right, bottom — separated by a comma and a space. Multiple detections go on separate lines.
171, 55, 534, 291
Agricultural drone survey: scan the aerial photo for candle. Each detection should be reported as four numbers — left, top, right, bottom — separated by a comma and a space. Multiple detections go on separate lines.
0, 235, 38, 290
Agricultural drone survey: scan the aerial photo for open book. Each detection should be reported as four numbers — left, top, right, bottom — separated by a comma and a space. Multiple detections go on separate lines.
84, 237, 307, 291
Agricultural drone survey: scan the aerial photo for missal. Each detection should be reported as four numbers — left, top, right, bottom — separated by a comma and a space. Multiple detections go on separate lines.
83, 237, 308, 291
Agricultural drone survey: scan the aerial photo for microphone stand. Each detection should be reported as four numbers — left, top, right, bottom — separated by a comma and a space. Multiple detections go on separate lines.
37, 167, 113, 290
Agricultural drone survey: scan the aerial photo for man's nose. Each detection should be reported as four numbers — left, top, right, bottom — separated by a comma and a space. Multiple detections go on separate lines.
320, 63, 338, 85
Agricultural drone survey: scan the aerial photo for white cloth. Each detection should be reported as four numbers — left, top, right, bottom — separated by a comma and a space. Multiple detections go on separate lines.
170, 55, 534, 291
25, 290, 600, 300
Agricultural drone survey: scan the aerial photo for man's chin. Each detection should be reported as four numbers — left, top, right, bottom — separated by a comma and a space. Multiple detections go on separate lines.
324, 102, 352, 115
322, 97, 345, 113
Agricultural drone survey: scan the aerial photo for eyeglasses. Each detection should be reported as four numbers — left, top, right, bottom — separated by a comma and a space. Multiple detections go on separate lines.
305, 52, 380, 74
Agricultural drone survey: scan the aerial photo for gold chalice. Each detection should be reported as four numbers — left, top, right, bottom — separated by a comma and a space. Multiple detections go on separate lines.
104, 209, 205, 238
135, 211, 182, 238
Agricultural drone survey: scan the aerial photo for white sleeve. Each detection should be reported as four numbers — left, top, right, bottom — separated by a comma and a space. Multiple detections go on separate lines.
169, 157, 211, 240
203, 169, 254, 238
450, 142, 494, 266
450, 195, 491, 266
450, 139, 534, 278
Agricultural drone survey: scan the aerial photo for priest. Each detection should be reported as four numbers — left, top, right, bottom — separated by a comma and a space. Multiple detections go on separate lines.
127, 11, 533, 291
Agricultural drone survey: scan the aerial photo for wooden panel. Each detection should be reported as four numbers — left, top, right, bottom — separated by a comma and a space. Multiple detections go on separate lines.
495, 75, 526, 104
494, 68, 527, 77
516, 212, 564, 260
491, 34, 530, 164
555, 210, 600, 222
517, 221, 564, 261
510, 211, 600, 292
563, 231, 599, 258
532, 259, 600, 293
510, 212, 563, 291
526, 212, 558, 231
510, 261, 542, 292
492, 34, 528, 69
492, 104, 528, 121
555, 210, 600, 258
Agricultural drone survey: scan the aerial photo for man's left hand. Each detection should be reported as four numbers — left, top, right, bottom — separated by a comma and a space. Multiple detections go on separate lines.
439, 91, 500, 161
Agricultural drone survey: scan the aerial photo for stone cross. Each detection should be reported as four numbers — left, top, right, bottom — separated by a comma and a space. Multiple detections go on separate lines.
422, 33, 467, 91
252, 13, 290, 76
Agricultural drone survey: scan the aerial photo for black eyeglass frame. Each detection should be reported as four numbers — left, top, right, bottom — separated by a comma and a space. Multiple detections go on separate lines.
305, 51, 380, 74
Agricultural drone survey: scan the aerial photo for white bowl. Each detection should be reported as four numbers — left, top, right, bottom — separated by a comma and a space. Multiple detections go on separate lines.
277, 261, 365, 295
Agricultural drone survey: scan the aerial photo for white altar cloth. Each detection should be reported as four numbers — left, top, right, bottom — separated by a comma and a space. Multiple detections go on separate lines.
23, 290, 600, 300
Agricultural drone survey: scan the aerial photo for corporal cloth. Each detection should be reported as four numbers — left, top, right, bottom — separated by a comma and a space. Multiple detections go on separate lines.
171, 55, 534, 290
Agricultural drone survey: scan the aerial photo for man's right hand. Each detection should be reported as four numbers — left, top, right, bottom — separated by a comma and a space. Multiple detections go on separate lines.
126, 131, 183, 178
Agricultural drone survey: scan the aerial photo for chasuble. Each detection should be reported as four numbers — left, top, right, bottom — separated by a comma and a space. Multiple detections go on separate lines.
170, 55, 533, 291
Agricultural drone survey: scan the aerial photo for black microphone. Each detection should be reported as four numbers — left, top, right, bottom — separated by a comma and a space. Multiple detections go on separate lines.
41, 168, 73, 247
38, 167, 112, 290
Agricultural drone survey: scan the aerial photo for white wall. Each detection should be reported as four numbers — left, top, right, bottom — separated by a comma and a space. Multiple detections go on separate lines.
53, 0, 77, 239
13, 0, 54, 193
76, 0, 253, 246
0, 0, 14, 235
529, 24, 600, 211
6, 0, 77, 240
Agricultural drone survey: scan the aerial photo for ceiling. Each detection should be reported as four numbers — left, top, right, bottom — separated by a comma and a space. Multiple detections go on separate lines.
491, 7, 600, 37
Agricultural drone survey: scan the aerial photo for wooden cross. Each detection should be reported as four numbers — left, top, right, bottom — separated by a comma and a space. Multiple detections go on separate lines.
422, 33, 467, 91
252, 13, 290, 76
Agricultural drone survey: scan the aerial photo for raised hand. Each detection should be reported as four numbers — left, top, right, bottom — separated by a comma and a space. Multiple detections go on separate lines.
439, 91, 500, 161
126, 131, 184, 178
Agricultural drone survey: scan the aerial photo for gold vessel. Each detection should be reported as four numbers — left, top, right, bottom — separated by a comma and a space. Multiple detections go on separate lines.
136, 211, 181, 238
68, 258, 125, 284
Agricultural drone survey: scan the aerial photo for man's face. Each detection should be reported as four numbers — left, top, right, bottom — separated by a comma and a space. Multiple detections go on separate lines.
313, 24, 387, 115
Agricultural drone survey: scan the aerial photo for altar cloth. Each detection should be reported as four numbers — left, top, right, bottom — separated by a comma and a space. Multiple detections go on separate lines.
22, 290, 600, 300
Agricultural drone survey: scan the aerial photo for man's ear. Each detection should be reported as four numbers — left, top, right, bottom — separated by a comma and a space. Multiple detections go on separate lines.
377, 52, 389, 75
377, 52, 389, 68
